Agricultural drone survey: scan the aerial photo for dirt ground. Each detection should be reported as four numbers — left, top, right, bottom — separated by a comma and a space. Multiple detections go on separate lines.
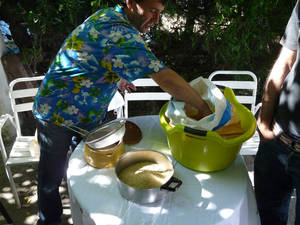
0, 163, 72, 225
0, 155, 296, 225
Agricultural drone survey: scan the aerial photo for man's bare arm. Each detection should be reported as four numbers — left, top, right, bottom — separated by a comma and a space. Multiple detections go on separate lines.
150, 68, 212, 119
258, 47, 296, 140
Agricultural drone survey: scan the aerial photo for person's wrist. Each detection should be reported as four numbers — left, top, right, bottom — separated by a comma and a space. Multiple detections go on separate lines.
257, 122, 275, 140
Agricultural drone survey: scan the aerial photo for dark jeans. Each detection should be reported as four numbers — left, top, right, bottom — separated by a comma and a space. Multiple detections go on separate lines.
36, 118, 82, 225
254, 137, 300, 225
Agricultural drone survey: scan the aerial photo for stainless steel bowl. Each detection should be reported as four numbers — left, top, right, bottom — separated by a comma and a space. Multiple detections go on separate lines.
115, 150, 182, 204
85, 119, 126, 149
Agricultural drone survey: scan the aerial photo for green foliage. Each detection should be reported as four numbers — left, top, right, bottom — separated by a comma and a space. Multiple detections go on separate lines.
206, 0, 296, 96
0, 0, 106, 73
148, 0, 297, 98
0, 0, 298, 98
205, 0, 295, 74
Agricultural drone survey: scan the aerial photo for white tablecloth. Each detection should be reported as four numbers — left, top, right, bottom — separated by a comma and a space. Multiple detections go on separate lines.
240, 130, 260, 155
67, 115, 260, 225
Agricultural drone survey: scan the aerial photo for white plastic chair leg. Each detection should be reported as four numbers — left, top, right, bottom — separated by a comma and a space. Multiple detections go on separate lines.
5, 165, 21, 208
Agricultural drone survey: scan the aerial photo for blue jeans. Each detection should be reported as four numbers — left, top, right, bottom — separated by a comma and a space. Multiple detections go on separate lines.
254, 137, 300, 225
36, 118, 82, 225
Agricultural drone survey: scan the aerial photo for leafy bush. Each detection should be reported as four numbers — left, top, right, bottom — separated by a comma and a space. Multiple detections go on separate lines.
149, 0, 297, 98
0, 0, 297, 99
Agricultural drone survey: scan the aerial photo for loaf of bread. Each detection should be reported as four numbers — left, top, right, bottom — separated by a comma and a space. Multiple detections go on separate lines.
118, 161, 172, 189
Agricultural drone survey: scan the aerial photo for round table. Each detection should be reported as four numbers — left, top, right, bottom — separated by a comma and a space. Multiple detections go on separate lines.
67, 115, 260, 225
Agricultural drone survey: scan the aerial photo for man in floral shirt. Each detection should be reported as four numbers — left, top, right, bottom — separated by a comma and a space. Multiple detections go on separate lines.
34, 0, 211, 224
33, 8, 165, 131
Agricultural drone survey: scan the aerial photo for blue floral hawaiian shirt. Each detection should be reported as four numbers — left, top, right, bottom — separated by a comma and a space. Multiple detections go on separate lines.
33, 5, 166, 132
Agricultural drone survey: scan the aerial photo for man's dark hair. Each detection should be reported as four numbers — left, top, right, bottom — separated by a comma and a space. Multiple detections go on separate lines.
120, 0, 167, 7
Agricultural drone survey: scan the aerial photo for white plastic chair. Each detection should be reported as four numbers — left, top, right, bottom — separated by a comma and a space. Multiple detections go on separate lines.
208, 70, 261, 155
208, 70, 261, 114
0, 76, 124, 208
124, 78, 171, 118
0, 76, 44, 208
108, 91, 125, 118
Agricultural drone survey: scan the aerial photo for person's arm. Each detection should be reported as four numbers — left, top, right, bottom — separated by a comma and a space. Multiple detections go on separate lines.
150, 68, 212, 119
257, 46, 296, 140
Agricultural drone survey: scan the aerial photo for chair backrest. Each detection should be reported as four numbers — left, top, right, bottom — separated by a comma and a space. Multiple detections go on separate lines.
9, 76, 124, 136
208, 70, 258, 114
9, 76, 45, 137
124, 78, 171, 118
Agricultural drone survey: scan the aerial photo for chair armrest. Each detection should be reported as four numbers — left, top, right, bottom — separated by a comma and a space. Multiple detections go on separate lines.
0, 114, 16, 130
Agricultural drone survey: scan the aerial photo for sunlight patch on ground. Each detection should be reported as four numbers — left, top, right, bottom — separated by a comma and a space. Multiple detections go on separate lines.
63, 208, 71, 216
68, 217, 73, 224
13, 172, 23, 178
24, 214, 39, 224
1, 186, 11, 192
59, 185, 67, 193
0, 192, 15, 205
22, 179, 33, 186
0, 192, 13, 199
26, 168, 35, 173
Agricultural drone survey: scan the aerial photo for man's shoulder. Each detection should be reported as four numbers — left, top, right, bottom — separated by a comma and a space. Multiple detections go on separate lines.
89, 6, 130, 26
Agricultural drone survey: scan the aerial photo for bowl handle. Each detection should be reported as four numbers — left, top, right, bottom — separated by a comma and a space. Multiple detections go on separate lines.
160, 176, 182, 192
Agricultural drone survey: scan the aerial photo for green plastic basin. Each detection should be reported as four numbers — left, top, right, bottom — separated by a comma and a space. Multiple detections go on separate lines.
159, 87, 256, 172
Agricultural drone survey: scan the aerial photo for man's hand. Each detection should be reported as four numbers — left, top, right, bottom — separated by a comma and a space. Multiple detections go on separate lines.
118, 78, 136, 94
257, 118, 276, 141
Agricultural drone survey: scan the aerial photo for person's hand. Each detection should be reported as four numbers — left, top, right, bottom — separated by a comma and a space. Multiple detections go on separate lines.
257, 118, 276, 141
118, 78, 136, 94
184, 103, 211, 120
